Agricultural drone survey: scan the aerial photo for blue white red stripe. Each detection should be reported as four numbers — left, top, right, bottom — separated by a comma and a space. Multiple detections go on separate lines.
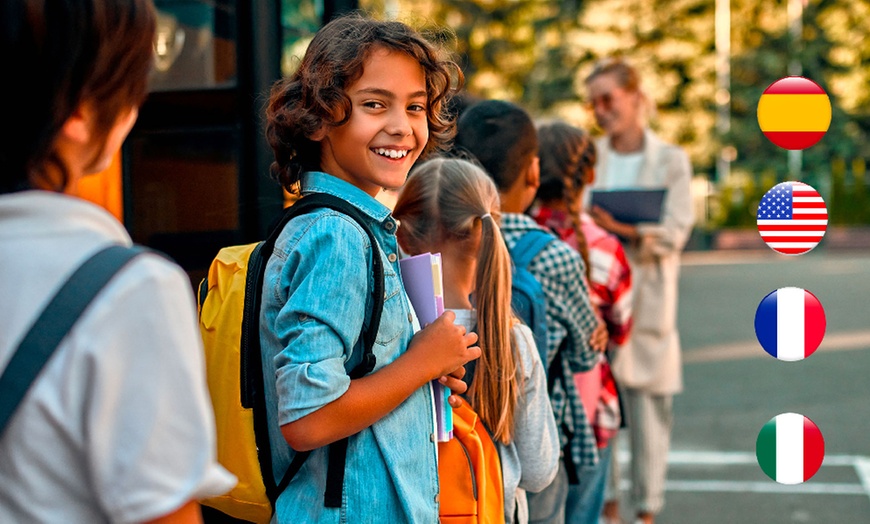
754, 287, 826, 361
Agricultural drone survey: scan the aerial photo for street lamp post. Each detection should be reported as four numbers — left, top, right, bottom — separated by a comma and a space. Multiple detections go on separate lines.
715, 0, 731, 184
787, 0, 808, 180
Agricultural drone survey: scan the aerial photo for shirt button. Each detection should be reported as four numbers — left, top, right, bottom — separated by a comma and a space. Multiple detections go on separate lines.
388, 253, 397, 263
430, 433, 436, 442
384, 221, 395, 231
434, 494, 440, 504
408, 313, 413, 323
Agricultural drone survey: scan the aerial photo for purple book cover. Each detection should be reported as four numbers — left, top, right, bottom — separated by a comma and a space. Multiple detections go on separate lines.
399, 253, 453, 440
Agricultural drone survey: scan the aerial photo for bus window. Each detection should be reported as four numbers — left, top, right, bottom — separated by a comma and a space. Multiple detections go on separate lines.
150, 0, 237, 92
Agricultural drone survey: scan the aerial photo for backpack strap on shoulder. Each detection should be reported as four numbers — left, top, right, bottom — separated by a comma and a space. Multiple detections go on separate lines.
509, 229, 556, 269
248, 193, 385, 510
276, 193, 384, 377
0, 245, 146, 439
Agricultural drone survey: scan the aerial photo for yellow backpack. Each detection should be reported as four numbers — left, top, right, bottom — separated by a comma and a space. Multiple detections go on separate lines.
197, 193, 384, 523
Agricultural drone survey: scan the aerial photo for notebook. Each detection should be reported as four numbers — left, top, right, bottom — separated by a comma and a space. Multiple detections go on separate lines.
399, 252, 453, 441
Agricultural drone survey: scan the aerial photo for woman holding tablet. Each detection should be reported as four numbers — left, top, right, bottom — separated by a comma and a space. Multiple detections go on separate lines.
584, 57, 695, 524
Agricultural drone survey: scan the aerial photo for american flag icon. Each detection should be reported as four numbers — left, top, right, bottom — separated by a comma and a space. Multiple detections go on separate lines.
756, 181, 828, 255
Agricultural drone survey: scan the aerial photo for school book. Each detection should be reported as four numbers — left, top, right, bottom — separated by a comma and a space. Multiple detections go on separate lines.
399, 252, 454, 441
590, 188, 667, 224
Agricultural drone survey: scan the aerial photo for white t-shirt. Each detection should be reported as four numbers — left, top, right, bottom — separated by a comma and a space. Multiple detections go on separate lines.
603, 150, 644, 189
0, 191, 235, 523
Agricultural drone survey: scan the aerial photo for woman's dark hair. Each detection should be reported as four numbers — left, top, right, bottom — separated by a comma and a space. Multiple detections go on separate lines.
0, 0, 157, 193
265, 13, 464, 194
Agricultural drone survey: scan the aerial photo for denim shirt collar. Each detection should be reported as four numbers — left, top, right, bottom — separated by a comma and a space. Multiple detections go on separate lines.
300, 171, 392, 224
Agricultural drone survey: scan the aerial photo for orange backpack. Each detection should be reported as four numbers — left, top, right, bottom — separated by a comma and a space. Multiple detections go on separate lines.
438, 399, 505, 524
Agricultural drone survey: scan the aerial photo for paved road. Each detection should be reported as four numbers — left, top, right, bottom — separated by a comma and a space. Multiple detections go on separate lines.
612, 249, 870, 524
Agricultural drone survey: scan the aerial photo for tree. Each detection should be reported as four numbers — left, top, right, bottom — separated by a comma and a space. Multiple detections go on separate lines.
358, 0, 870, 225
726, 0, 870, 226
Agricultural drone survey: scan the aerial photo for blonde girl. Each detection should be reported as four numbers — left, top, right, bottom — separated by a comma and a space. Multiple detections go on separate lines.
394, 157, 559, 524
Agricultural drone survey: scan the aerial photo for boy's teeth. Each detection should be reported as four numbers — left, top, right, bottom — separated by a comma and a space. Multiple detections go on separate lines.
375, 148, 407, 159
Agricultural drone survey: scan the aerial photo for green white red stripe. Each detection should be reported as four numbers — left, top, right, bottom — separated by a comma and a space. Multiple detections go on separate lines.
756, 413, 825, 484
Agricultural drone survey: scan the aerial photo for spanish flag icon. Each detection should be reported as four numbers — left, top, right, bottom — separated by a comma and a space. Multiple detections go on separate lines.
757, 77, 831, 150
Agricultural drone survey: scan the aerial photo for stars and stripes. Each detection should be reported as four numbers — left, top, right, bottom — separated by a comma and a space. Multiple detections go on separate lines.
756, 181, 828, 255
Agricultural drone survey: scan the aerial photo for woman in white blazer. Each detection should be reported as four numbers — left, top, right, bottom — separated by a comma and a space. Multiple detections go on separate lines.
584, 58, 695, 524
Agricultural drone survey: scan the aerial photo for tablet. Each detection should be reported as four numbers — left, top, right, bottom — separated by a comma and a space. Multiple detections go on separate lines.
589, 188, 667, 224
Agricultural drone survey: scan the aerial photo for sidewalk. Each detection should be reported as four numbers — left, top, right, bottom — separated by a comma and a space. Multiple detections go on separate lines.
686, 226, 870, 252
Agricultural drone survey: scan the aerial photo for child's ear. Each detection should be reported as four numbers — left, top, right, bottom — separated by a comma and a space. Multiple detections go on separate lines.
585, 166, 596, 186
60, 103, 94, 146
518, 156, 541, 212
526, 156, 541, 191
309, 125, 328, 142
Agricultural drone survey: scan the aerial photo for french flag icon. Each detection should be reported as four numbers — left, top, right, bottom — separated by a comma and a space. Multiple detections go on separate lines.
754, 287, 826, 361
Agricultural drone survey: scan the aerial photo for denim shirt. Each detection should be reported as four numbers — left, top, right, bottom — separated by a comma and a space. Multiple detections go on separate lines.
259, 172, 439, 523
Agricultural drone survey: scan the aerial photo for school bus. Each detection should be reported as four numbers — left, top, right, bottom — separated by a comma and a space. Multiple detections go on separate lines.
77, 0, 356, 286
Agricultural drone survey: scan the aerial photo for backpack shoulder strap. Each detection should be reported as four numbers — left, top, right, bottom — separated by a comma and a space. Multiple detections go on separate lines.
248, 193, 385, 509
260, 193, 384, 378
509, 229, 557, 269
0, 245, 146, 439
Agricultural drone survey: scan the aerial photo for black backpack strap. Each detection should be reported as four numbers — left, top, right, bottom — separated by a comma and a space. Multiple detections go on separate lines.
261, 193, 384, 376
245, 193, 385, 509
0, 245, 145, 439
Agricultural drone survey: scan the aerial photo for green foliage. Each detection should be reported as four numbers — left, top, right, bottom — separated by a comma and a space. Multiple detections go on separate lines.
281, 0, 320, 76
723, 0, 870, 226
728, 0, 870, 180
350, 0, 870, 226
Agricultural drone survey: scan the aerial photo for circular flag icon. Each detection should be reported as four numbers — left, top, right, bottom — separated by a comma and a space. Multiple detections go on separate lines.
754, 287, 826, 361
756, 413, 824, 485
757, 76, 831, 150
757, 181, 828, 255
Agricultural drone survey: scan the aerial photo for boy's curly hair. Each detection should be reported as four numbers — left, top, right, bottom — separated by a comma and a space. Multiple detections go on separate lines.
266, 13, 464, 193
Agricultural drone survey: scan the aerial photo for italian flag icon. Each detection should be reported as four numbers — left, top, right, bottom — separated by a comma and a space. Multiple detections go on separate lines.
756, 413, 825, 485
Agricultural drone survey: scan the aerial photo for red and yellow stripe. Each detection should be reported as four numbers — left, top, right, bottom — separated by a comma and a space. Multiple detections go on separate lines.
757, 77, 831, 150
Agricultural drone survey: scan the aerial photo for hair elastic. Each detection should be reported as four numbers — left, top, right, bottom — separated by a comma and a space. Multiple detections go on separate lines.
480, 213, 492, 220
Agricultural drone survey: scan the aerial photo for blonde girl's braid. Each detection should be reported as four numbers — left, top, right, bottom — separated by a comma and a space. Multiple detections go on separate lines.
394, 157, 522, 444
